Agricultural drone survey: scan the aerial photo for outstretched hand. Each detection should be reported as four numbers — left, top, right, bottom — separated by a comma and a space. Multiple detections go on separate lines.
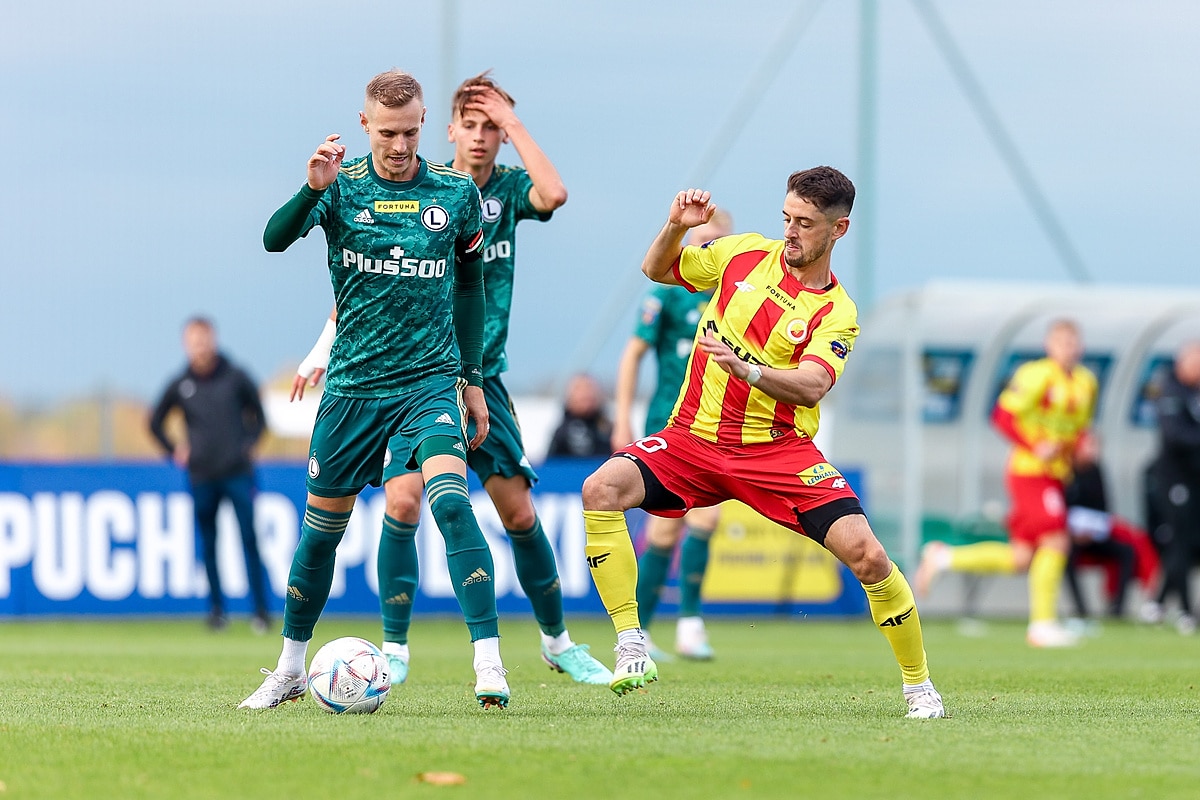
669, 188, 717, 229
307, 134, 346, 190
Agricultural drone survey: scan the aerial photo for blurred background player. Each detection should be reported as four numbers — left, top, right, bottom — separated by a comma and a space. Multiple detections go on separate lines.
582, 172, 943, 718
610, 210, 734, 661
292, 71, 611, 686
916, 319, 1097, 648
1141, 340, 1200, 634
149, 316, 271, 633
546, 373, 614, 459
242, 69, 510, 710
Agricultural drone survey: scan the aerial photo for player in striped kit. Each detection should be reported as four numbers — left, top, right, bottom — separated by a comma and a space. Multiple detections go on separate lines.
582, 168, 944, 718
916, 319, 1098, 648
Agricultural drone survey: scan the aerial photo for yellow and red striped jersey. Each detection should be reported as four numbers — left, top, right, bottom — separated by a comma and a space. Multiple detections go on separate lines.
994, 357, 1097, 480
668, 232, 859, 445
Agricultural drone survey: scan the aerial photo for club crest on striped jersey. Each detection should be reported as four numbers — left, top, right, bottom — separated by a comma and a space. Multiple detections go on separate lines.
783, 318, 809, 343
797, 462, 842, 486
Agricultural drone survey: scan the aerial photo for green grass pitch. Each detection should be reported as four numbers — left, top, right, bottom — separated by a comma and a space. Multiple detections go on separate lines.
2, 615, 1198, 799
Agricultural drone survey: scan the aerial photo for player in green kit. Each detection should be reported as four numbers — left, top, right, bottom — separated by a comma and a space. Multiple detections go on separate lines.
611, 210, 732, 662
293, 72, 612, 687
241, 70, 512, 711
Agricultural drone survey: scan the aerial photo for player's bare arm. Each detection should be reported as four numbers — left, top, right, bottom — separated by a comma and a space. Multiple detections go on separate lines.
642, 190, 717, 284
465, 86, 567, 212
307, 134, 346, 190
463, 385, 490, 450
290, 307, 337, 401
611, 337, 651, 449
697, 330, 832, 407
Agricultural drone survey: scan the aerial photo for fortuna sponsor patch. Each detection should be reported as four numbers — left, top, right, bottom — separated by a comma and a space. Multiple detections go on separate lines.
797, 462, 843, 486
374, 200, 419, 213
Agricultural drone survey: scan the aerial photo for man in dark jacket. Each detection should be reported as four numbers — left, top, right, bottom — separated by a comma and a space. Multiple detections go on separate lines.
547, 373, 613, 459
1143, 341, 1200, 635
149, 316, 271, 631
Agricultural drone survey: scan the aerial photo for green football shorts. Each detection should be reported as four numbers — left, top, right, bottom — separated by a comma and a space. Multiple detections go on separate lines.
307, 376, 467, 497
382, 374, 538, 487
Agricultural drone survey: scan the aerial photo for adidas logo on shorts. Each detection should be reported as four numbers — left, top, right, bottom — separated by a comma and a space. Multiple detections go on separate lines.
436, 413, 455, 425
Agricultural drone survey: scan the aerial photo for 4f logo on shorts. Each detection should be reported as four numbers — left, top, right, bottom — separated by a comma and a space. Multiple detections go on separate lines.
587, 552, 611, 568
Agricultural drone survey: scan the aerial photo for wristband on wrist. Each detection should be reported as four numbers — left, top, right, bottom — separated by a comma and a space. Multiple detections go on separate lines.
297, 318, 336, 378
746, 364, 763, 385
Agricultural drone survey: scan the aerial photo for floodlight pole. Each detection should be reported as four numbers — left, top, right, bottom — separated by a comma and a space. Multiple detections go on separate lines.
855, 0, 879, 313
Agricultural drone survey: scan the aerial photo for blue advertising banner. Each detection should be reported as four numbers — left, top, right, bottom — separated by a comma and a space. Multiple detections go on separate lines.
0, 460, 865, 618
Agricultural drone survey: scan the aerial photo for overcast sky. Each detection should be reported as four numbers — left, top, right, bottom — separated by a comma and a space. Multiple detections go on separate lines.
4, 0, 1198, 406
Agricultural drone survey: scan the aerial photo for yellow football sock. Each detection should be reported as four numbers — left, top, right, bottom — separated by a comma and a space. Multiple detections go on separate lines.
1028, 546, 1067, 624
863, 563, 930, 685
584, 510, 641, 633
948, 541, 1017, 574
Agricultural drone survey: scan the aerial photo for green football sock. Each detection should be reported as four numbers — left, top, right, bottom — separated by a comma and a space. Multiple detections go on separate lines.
281, 504, 352, 642
636, 545, 673, 628
678, 530, 711, 618
427, 473, 499, 641
507, 518, 566, 637
377, 515, 418, 645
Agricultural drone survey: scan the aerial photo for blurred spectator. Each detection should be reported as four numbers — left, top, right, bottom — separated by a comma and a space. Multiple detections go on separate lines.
1141, 340, 1200, 635
547, 373, 613, 458
1063, 433, 1159, 621
148, 316, 271, 633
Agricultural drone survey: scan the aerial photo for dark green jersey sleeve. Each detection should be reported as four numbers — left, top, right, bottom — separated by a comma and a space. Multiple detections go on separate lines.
263, 184, 326, 251
453, 253, 485, 386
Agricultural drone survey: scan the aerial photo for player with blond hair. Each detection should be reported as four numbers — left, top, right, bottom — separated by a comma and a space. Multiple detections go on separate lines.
242, 69, 512, 710
292, 70, 612, 692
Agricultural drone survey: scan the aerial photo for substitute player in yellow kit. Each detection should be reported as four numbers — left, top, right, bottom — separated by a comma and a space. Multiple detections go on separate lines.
916, 319, 1097, 648
581, 168, 944, 718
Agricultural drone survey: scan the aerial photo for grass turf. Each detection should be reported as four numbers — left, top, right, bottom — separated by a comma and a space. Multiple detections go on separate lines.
2, 615, 1197, 799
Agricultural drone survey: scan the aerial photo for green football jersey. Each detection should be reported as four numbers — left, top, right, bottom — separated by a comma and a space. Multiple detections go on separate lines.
468, 163, 552, 377
300, 156, 483, 397
633, 284, 713, 432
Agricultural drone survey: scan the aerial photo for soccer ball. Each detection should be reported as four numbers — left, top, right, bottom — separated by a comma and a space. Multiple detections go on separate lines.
307, 636, 391, 714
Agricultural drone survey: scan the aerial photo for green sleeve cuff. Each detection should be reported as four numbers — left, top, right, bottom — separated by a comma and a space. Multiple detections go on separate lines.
453, 271, 486, 386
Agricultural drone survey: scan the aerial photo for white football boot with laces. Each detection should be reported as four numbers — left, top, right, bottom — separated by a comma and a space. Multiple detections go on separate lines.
238, 668, 307, 709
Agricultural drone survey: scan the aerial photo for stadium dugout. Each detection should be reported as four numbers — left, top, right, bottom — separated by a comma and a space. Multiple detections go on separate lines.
826, 281, 1200, 618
